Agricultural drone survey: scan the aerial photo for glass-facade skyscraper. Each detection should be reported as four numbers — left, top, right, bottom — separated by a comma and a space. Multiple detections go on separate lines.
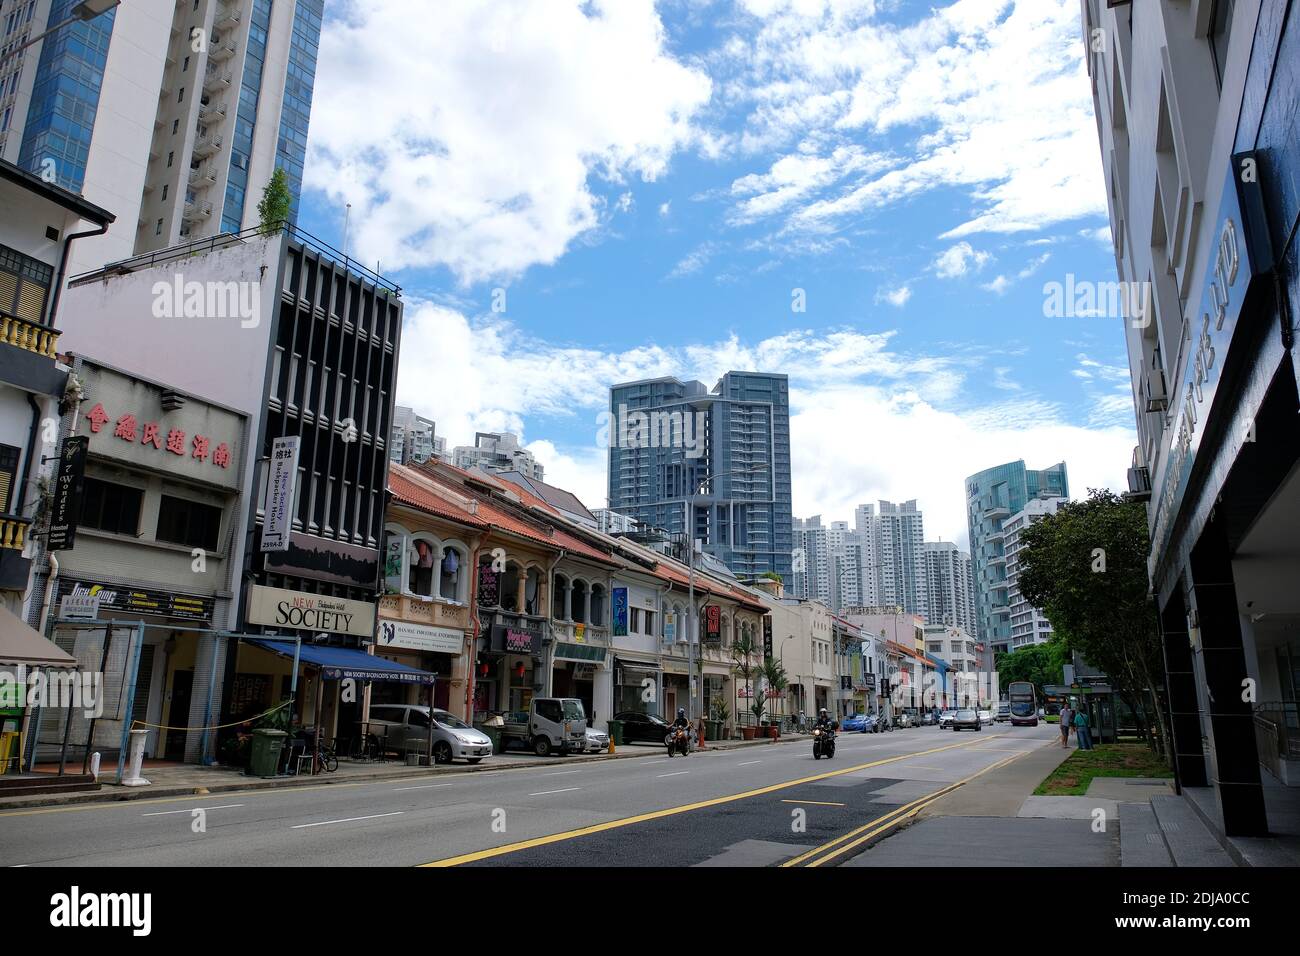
964, 460, 1068, 654
608, 371, 793, 582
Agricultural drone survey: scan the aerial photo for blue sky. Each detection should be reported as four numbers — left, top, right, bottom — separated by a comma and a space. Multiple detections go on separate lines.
296, 0, 1134, 546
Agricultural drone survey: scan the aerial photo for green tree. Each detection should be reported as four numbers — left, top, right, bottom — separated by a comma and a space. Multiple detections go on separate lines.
1015, 488, 1170, 759
731, 632, 762, 728
995, 641, 1066, 696
761, 656, 789, 722
256, 167, 292, 236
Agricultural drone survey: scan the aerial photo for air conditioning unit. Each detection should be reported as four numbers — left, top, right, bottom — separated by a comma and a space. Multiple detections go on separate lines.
1144, 362, 1168, 412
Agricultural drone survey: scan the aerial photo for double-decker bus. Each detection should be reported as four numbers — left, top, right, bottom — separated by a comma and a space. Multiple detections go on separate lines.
1007, 681, 1038, 727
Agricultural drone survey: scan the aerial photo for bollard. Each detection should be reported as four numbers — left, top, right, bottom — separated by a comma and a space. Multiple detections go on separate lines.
89, 752, 101, 781
121, 728, 151, 787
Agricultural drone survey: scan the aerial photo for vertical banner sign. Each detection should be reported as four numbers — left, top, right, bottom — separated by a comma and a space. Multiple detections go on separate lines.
664, 612, 676, 645
48, 436, 88, 551
477, 559, 500, 607
261, 436, 300, 552
612, 588, 628, 636
704, 605, 721, 645
762, 616, 773, 658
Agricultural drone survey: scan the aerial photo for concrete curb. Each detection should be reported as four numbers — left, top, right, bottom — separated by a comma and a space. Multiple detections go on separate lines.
0, 732, 810, 811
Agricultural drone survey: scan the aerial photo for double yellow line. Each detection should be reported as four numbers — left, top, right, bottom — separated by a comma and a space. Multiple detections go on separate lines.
781, 747, 1031, 867
421, 734, 1010, 867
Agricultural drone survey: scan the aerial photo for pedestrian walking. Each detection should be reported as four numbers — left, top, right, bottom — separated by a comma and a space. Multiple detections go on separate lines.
1073, 704, 1093, 750
1058, 702, 1073, 748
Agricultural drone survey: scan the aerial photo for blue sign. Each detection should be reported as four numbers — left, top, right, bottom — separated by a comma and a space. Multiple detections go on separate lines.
612, 587, 628, 637
1150, 151, 1272, 572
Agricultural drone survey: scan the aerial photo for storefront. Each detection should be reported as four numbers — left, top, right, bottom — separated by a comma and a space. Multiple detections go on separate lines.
373, 618, 466, 712
661, 658, 688, 720
614, 656, 661, 715
476, 615, 546, 718
551, 636, 607, 725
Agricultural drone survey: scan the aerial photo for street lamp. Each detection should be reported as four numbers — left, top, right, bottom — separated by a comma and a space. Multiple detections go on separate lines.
1, 1, 120, 67
685, 462, 768, 733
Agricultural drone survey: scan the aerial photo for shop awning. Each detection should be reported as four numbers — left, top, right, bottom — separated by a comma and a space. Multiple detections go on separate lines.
0, 605, 77, 668
244, 639, 435, 685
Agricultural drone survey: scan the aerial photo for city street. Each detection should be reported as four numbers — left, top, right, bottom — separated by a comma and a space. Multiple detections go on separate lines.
0, 724, 1056, 867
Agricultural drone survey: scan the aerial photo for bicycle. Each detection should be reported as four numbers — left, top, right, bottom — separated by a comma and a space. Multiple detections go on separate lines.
314, 739, 339, 773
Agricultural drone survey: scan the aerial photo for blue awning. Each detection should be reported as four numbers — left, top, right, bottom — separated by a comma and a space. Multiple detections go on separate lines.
244, 639, 436, 685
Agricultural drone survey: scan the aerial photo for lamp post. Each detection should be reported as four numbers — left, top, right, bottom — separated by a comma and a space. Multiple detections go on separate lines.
685, 462, 767, 733
0, 1, 120, 67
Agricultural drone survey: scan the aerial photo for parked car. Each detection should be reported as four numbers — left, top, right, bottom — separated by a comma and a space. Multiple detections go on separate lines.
365, 704, 493, 763
920, 710, 938, 726
938, 709, 956, 729
897, 708, 918, 728
951, 708, 982, 732
995, 702, 1011, 723
841, 713, 870, 733
583, 726, 610, 753
978, 709, 994, 725
612, 710, 673, 744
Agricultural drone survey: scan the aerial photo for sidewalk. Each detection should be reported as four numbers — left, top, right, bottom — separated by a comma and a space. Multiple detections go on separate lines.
0, 732, 812, 811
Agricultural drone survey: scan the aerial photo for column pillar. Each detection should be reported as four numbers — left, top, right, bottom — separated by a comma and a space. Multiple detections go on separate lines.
1189, 516, 1267, 836
515, 570, 527, 615
1160, 586, 1207, 788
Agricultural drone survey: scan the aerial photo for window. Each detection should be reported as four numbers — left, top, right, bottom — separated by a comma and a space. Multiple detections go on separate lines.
155, 219, 163, 236
0, 444, 19, 513
438, 545, 463, 601
157, 494, 221, 551
167, 151, 174, 168
630, 607, 641, 634
407, 537, 437, 597
1210, 0, 1235, 91
161, 184, 168, 201
183, 55, 190, 72
79, 478, 143, 536
177, 87, 184, 103
0, 243, 54, 323
172, 118, 179, 135
644, 609, 656, 635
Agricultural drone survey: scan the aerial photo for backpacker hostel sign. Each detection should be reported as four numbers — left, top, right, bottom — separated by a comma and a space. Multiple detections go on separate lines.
260, 436, 300, 552
246, 585, 375, 637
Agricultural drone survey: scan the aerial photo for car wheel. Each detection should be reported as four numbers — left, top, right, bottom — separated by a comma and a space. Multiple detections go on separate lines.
433, 741, 453, 764
533, 736, 552, 757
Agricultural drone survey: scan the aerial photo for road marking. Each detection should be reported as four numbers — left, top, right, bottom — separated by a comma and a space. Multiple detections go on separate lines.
421, 734, 1005, 866
736, 760, 762, 766
780, 799, 846, 807
657, 771, 689, 778
545, 770, 581, 776
142, 804, 243, 816
528, 787, 581, 797
782, 749, 1030, 868
291, 811, 403, 830
392, 783, 455, 792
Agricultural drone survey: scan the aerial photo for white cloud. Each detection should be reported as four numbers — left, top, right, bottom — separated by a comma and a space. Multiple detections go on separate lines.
933, 241, 992, 279
712, 0, 1105, 238
875, 284, 912, 307
981, 251, 1051, 294
667, 241, 721, 278
394, 302, 1133, 546
659, 201, 672, 216
306, 0, 711, 284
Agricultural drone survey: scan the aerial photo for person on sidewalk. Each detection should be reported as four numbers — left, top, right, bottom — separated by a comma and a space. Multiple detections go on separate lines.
1073, 704, 1093, 750
1058, 702, 1073, 748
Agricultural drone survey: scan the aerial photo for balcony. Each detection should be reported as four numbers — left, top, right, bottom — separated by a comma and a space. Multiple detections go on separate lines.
203, 68, 232, 93
188, 164, 218, 188
216, 7, 242, 30
551, 621, 610, 647
0, 515, 29, 551
209, 41, 236, 63
982, 500, 1010, 519
192, 133, 223, 158
377, 593, 470, 630
198, 100, 227, 124
182, 200, 213, 224
0, 311, 68, 394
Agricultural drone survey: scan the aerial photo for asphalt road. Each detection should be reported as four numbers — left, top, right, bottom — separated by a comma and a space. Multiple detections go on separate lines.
0, 721, 1057, 867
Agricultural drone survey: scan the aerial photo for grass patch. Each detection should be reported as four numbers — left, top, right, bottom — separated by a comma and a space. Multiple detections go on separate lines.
1034, 744, 1172, 796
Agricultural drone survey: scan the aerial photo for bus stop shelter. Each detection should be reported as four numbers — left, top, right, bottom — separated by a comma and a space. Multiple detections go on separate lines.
0, 604, 78, 778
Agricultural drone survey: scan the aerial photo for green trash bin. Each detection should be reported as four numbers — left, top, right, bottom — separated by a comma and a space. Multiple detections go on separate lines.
477, 725, 502, 755
607, 720, 624, 747
249, 728, 287, 778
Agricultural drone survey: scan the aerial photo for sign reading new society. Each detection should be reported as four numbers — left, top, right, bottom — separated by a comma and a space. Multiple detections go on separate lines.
246, 585, 376, 637
260, 436, 300, 552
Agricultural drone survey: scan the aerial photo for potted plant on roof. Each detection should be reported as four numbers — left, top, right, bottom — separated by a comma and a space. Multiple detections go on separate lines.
731, 632, 761, 740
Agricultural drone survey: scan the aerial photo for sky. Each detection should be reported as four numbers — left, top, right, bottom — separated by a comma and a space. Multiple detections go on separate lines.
295, 0, 1134, 549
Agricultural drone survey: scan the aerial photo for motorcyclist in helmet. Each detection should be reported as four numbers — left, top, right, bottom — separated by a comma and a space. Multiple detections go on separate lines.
814, 707, 833, 731
672, 708, 690, 730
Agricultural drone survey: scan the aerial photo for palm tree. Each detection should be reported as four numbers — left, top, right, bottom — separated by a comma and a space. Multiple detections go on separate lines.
731, 632, 761, 730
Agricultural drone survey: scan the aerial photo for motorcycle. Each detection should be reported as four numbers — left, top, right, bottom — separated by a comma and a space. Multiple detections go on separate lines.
812, 723, 837, 759
665, 725, 691, 757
